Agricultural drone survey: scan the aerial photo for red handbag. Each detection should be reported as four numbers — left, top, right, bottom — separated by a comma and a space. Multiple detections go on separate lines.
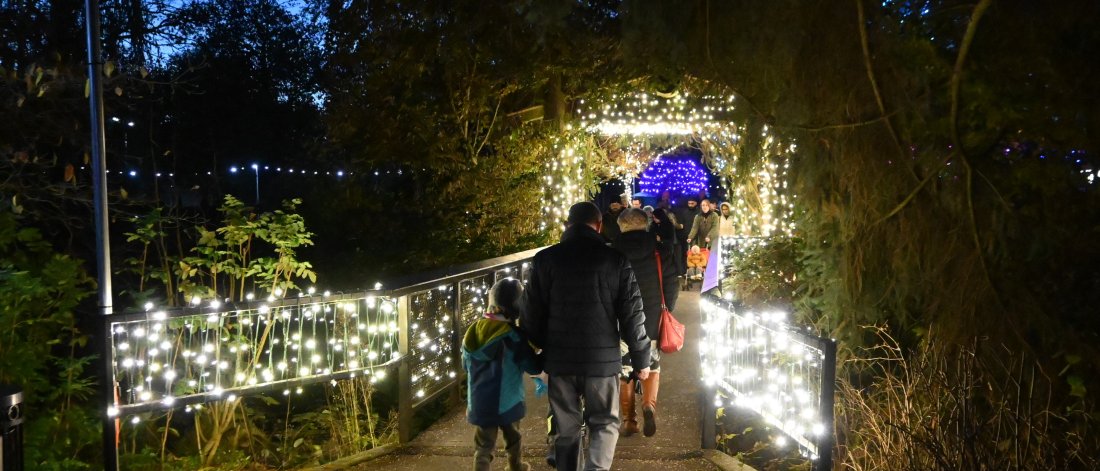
654, 250, 685, 353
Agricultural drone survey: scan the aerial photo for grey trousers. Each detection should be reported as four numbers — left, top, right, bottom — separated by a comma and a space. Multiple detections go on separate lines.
474, 422, 523, 471
548, 374, 620, 471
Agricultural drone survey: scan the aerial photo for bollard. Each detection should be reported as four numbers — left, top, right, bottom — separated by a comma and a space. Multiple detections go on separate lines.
0, 385, 23, 471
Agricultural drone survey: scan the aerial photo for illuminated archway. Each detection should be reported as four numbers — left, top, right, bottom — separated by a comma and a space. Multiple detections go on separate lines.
540, 88, 797, 238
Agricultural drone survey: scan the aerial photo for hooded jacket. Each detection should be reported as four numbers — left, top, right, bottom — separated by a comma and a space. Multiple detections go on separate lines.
462, 318, 541, 426
612, 230, 680, 339
521, 224, 651, 376
718, 203, 736, 236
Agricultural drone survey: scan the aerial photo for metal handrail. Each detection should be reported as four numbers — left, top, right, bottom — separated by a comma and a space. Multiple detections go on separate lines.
100, 247, 546, 459
699, 236, 836, 471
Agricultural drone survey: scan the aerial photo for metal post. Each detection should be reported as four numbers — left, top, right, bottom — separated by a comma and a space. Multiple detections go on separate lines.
396, 294, 413, 444
815, 339, 837, 471
84, 0, 118, 469
448, 282, 464, 406
700, 384, 717, 449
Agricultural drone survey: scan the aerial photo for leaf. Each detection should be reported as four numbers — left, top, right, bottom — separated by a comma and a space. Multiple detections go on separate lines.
64, 164, 75, 183
1067, 375, 1086, 398
84, 152, 90, 165
103, 60, 116, 77
139, 66, 149, 78
293, 438, 304, 448
119, 187, 129, 200
114, 86, 123, 96
84, 78, 90, 98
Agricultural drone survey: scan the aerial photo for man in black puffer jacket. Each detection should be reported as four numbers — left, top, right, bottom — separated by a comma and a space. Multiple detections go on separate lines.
522, 202, 651, 471
612, 208, 679, 438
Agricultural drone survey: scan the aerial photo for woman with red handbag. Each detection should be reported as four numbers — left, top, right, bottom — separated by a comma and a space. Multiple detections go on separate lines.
611, 208, 681, 437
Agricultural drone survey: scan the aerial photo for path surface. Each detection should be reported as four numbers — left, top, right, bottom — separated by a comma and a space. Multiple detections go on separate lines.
352, 291, 718, 471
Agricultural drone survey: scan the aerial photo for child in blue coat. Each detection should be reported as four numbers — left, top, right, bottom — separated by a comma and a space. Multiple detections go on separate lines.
463, 278, 542, 471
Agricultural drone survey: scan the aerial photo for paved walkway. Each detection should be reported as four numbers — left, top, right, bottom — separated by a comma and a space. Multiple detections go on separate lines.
352, 290, 718, 471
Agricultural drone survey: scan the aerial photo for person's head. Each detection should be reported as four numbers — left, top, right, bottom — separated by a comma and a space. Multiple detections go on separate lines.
660, 190, 671, 201
691, 245, 701, 254
656, 200, 671, 210
652, 208, 673, 231
720, 202, 731, 216
687, 199, 698, 209
700, 199, 712, 213
488, 278, 525, 321
566, 201, 602, 231
617, 208, 649, 233
631, 198, 643, 209
642, 205, 654, 214
609, 201, 623, 212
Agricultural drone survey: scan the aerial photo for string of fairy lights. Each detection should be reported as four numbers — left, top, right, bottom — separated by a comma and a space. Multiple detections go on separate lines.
108, 291, 401, 419
699, 295, 830, 460
561, 90, 797, 238
106, 258, 535, 427
701, 237, 834, 462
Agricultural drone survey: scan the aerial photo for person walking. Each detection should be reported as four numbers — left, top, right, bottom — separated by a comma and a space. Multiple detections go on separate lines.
463, 278, 543, 471
522, 202, 651, 471
686, 199, 720, 250
718, 202, 736, 237
600, 200, 625, 242
612, 208, 679, 437
652, 205, 683, 276
674, 198, 701, 276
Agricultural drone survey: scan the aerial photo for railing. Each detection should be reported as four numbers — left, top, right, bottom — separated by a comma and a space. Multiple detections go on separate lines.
699, 236, 837, 471
101, 247, 542, 460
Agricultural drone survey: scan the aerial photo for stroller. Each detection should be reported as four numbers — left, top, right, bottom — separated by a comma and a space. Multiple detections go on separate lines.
683, 245, 709, 290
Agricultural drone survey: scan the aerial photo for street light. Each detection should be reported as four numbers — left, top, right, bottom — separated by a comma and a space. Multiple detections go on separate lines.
251, 163, 260, 204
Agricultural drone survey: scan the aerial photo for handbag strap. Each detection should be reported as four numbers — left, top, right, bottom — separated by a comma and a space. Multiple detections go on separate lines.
654, 249, 667, 309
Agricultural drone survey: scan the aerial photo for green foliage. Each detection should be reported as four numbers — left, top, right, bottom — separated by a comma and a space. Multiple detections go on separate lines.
0, 212, 98, 468
177, 195, 315, 303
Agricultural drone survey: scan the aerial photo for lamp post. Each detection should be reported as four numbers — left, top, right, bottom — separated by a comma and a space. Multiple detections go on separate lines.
83, 0, 118, 469
251, 163, 260, 204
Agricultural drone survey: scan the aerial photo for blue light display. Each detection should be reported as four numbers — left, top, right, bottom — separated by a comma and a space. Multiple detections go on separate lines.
637, 156, 709, 197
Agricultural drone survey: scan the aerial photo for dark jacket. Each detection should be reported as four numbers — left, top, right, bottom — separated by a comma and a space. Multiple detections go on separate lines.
462, 318, 541, 427
521, 224, 651, 376
613, 230, 680, 339
676, 205, 701, 240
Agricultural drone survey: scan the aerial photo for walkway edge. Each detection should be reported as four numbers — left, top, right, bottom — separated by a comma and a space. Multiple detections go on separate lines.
301, 443, 401, 470
702, 449, 758, 471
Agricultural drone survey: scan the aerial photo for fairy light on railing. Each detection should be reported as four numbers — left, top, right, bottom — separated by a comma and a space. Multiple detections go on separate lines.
407, 284, 459, 403
108, 292, 401, 416
701, 237, 836, 467
699, 297, 833, 462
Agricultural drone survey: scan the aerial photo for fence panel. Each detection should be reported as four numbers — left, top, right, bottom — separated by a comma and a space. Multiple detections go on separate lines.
701, 236, 836, 470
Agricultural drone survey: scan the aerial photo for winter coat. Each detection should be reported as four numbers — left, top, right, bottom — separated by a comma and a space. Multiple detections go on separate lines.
462, 318, 541, 427
521, 224, 651, 376
687, 248, 710, 268
688, 211, 720, 248
675, 205, 700, 240
612, 230, 680, 340
719, 215, 736, 237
